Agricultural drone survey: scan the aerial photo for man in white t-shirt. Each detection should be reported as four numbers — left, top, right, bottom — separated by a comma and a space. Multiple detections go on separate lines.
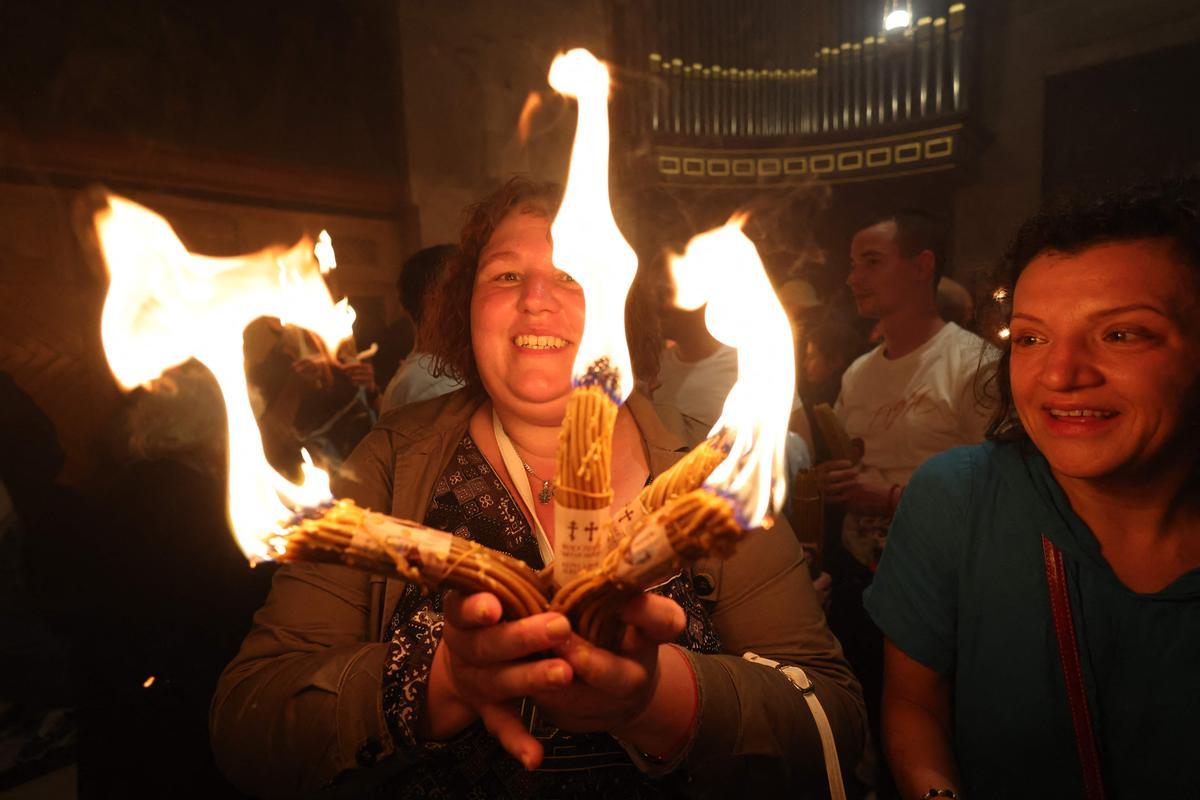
820, 211, 995, 566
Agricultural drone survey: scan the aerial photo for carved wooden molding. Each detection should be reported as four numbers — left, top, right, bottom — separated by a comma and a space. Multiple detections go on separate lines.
649, 121, 969, 187
0, 130, 413, 220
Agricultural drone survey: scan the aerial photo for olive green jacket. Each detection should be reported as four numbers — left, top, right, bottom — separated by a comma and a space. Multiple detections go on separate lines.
211, 389, 865, 797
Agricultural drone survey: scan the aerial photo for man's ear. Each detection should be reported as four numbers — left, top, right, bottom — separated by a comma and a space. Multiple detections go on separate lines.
913, 249, 936, 283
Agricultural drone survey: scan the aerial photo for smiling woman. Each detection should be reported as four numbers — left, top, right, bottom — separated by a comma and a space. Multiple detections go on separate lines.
864, 180, 1200, 800
210, 177, 867, 798
1008, 239, 1199, 490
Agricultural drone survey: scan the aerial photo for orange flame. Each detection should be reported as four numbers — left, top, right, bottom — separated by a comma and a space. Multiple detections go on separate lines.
547, 49, 638, 401
94, 194, 354, 561
668, 217, 795, 527
516, 91, 544, 146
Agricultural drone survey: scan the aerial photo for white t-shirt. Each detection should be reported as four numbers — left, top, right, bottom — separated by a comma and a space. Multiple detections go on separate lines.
835, 322, 997, 564
653, 344, 740, 435
653, 343, 803, 445
379, 352, 462, 414
836, 322, 996, 484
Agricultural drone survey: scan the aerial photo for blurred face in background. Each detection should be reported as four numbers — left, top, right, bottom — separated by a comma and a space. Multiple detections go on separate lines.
804, 340, 836, 386
1008, 238, 1200, 483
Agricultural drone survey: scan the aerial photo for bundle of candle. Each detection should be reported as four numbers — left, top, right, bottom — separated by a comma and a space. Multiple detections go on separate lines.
554, 213, 797, 648
552, 359, 621, 583
812, 403, 859, 464
633, 433, 729, 520
554, 484, 747, 647
275, 499, 551, 620
545, 49, 640, 587
549, 431, 733, 645
790, 468, 825, 548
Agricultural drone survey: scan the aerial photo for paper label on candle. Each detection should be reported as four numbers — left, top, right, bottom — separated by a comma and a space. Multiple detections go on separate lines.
358, 513, 454, 581
610, 515, 681, 589
609, 498, 648, 541
553, 506, 610, 585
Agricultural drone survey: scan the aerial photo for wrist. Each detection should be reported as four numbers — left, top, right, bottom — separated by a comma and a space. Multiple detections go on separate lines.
612, 645, 697, 760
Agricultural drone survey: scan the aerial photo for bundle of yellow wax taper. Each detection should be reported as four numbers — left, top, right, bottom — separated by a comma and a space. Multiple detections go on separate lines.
790, 468, 824, 548
812, 403, 858, 465
549, 429, 740, 648
617, 433, 729, 535
552, 485, 748, 648
552, 359, 621, 585
275, 499, 551, 620
271, 427, 736, 643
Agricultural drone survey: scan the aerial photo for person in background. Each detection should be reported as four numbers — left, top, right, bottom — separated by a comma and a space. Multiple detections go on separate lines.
820, 210, 995, 570
816, 209, 996, 794
935, 276, 975, 331
777, 277, 824, 359
0, 373, 75, 791
651, 263, 808, 448
650, 294, 739, 446
379, 244, 464, 413
650, 261, 813, 535
244, 318, 378, 477
801, 319, 867, 415
212, 177, 865, 798
868, 181, 1200, 798
371, 305, 416, 395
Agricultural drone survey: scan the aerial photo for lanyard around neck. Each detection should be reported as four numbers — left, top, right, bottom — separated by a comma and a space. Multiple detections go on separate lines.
491, 407, 555, 567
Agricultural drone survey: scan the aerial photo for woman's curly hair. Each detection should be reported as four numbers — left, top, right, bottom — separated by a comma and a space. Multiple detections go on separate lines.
985, 177, 1200, 442
421, 176, 661, 393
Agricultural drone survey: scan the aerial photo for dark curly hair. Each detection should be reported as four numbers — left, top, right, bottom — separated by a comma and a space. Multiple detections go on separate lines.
421, 176, 661, 393
986, 178, 1200, 441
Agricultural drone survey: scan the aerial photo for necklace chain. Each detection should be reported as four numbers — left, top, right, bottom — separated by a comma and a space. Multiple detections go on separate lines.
520, 459, 556, 504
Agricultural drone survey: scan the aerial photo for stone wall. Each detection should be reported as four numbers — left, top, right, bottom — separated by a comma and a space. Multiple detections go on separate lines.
397, 0, 608, 245
952, 0, 1200, 282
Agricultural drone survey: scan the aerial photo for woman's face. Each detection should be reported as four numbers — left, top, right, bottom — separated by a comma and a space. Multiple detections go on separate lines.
1009, 239, 1200, 482
470, 210, 585, 423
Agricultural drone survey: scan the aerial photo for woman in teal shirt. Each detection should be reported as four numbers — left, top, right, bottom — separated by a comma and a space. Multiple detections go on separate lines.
866, 181, 1200, 799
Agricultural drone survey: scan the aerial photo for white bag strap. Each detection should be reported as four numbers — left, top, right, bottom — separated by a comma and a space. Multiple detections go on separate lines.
743, 651, 846, 800
492, 408, 555, 568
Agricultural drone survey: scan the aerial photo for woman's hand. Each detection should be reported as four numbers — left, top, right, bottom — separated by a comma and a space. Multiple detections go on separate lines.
532, 594, 697, 760
423, 591, 574, 768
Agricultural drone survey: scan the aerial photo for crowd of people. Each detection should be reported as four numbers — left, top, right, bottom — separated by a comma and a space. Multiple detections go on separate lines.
1, 170, 1163, 799
203, 176, 1200, 799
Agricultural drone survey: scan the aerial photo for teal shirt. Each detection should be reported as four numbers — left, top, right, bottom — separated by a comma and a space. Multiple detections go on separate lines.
865, 441, 1200, 798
